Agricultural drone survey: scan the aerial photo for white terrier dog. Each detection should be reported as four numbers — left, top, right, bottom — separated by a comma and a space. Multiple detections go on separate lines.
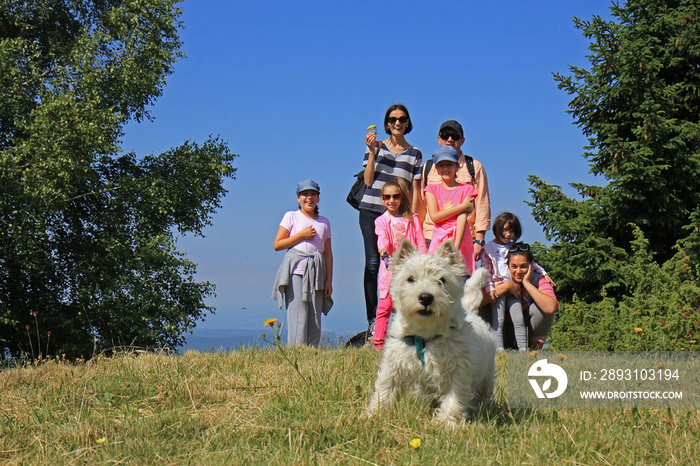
366, 239, 496, 426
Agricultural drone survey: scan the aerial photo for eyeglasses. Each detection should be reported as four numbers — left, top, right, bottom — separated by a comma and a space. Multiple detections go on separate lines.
388, 116, 409, 124
508, 242, 531, 252
381, 193, 402, 201
439, 132, 461, 141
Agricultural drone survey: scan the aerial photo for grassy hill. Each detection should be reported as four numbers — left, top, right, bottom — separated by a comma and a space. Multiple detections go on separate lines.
1, 346, 697, 464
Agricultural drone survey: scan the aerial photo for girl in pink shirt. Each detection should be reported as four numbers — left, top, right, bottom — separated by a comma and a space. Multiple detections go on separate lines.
373, 178, 426, 348
424, 146, 477, 275
272, 180, 333, 346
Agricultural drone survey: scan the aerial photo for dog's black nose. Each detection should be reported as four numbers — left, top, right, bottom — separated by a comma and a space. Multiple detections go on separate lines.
419, 293, 434, 306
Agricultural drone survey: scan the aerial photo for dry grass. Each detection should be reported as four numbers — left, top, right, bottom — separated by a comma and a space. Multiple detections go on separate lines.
0, 347, 697, 464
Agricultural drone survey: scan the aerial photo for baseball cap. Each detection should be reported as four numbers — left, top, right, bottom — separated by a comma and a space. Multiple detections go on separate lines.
432, 146, 459, 165
296, 179, 320, 195
439, 120, 464, 139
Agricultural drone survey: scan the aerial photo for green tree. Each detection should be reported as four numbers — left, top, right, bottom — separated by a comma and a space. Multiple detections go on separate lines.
529, 0, 700, 303
0, 0, 236, 358
547, 226, 700, 351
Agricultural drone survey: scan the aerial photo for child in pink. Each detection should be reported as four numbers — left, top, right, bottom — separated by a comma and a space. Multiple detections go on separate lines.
373, 178, 426, 349
424, 146, 477, 275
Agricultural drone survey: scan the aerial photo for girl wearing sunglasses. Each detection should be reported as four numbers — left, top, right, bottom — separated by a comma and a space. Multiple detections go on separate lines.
372, 178, 427, 349
358, 104, 423, 337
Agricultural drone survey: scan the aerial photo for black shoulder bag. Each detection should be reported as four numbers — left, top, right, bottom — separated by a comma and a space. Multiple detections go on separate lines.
346, 170, 367, 210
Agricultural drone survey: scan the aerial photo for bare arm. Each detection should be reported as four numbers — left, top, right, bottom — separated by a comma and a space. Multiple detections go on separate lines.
425, 192, 474, 223
411, 178, 421, 215
363, 133, 378, 186
481, 279, 521, 306
273, 225, 316, 251
416, 165, 428, 226
522, 265, 558, 314
454, 212, 468, 248
473, 230, 486, 260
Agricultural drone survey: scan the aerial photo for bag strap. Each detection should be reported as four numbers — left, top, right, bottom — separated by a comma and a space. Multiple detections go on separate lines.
422, 159, 433, 186
464, 155, 476, 183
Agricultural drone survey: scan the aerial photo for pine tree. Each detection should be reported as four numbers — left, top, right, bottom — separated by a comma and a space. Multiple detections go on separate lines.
530, 0, 700, 302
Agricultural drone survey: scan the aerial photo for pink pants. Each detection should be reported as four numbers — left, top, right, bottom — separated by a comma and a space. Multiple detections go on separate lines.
373, 295, 393, 349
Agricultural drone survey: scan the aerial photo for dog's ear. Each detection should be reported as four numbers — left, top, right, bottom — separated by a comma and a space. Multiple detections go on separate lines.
436, 239, 463, 266
392, 238, 417, 267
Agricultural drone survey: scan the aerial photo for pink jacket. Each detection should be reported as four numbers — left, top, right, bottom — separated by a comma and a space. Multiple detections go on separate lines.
375, 212, 427, 298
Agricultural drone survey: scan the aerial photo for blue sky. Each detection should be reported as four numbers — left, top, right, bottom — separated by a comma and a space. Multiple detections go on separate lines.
121, 0, 614, 337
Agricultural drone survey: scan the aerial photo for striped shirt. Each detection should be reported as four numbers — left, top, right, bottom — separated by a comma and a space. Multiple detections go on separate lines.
359, 143, 422, 213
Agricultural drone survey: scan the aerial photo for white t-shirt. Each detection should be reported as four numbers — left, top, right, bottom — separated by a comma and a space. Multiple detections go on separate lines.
279, 210, 331, 275
484, 240, 546, 283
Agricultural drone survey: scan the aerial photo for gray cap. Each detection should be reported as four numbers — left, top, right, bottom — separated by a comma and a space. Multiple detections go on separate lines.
439, 120, 464, 139
432, 146, 459, 165
296, 179, 320, 195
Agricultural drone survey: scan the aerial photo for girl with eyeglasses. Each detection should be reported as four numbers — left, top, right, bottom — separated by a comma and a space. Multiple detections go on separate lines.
372, 178, 427, 349
358, 104, 423, 337
483, 239, 558, 351
272, 180, 333, 346
481, 212, 553, 352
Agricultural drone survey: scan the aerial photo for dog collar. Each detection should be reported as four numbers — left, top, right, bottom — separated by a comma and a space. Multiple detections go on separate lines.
401, 335, 441, 366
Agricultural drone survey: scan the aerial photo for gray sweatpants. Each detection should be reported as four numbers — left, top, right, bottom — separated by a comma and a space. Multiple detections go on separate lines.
491, 294, 527, 351
527, 302, 554, 342
479, 301, 555, 350
284, 274, 322, 346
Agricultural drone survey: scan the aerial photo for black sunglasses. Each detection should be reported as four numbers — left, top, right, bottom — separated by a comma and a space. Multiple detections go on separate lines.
439, 132, 461, 141
381, 193, 402, 201
508, 242, 531, 253
388, 116, 409, 124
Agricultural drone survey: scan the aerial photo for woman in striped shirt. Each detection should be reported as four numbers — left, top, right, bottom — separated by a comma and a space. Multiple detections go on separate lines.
359, 104, 423, 336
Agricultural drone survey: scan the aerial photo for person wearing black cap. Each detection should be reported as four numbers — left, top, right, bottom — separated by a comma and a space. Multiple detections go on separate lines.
419, 120, 491, 260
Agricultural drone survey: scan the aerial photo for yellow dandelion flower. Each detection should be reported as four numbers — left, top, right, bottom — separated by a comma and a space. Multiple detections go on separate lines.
690, 340, 697, 344
409, 438, 422, 449
96, 437, 106, 444
264, 318, 279, 327
557, 353, 568, 360
634, 327, 643, 333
